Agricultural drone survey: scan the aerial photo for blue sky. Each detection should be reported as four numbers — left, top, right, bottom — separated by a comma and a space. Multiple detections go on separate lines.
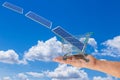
0, 0, 120, 80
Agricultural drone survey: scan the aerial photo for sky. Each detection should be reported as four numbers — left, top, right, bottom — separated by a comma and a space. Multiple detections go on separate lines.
0, 0, 120, 80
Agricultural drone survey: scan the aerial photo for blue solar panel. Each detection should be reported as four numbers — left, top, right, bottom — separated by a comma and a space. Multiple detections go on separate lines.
52, 26, 84, 50
25, 11, 52, 29
2, 2, 23, 14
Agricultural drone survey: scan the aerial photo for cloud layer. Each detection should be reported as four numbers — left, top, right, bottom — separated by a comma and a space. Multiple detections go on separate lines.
1, 77, 11, 80
17, 73, 29, 80
46, 64, 89, 80
2, 36, 120, 65
26, 72, 44, 78
0, 36, 120, 80
0, 50, 25, 64
101, 36, 120, 57
24, 37, 63, 62
26, 64, 89, 80
0, 36, 98, 64
24, 37, 98, 62
93, 75, 118, 80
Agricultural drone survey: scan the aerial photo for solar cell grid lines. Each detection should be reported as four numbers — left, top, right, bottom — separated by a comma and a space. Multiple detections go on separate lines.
2, 1, 23, 14
52, 26, 84, 51
25, 11, 52, 29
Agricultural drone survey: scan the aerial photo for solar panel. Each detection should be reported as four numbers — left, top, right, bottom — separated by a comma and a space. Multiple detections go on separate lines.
52, 26, 84, 50
2, 2, 23, 14
25, 11, 52, 29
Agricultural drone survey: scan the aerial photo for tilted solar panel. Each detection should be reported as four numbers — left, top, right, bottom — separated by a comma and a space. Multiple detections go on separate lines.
52, 26, 84, 51
25, 11, 52, 29
2, 2, 23, 14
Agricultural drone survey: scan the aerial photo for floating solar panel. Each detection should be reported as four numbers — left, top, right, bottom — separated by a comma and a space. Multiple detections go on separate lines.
52, 26, 84, 50
2, 2, 23, 14
25, 11, 52, 29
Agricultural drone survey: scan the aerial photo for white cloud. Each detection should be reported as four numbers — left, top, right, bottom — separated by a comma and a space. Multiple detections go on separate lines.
0, 50, 26, 64
24, 37, 64, 62
1, 35, 120, 80
25, 64, 89, 80
26, 72, 44, 78
80, 37, 97, 48
93, 75, 118, 80
24, 36, 99, 62
47, 64, 89, 80
101, 36, 120, 57
103, 36, 120, 49
2, 77, 11, 80
88, 38, 97, 49
17, 73, 29, 80
0, 36, 98, 64
80, 37, 98, 53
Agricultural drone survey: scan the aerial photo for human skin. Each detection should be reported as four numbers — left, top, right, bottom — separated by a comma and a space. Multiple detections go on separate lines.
53, 55, 120, 78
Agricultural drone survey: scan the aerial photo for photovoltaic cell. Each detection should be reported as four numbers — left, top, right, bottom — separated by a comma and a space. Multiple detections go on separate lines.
52, 26, 84, 50
2, 2, 23, 14
25, 11, 52, 29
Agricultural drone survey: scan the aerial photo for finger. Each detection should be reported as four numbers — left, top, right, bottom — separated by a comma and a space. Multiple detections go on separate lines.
66, 58, 80, 64
53, 56, 74, 64
64, 59, 74, 64
79, 59, 86, 63
53, 56, 63, 61
67, 56, 76, 60
53, 56, 68, 64
67, 56, 84, 62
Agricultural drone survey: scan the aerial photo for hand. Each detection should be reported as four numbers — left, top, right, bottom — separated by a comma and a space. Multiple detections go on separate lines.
53, 55, 97, 69
53, 55, 120, 78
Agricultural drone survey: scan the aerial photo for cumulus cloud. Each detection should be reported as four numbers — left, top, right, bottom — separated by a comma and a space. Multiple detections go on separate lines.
17, 73, 29, 80
0, 32, 120, 80
93, 75, 118, 80
80, 38, 97, 48
26, 64, 89, 80
88, 38, 97, 49
101, 36, 120, 57
80, 37, 98, 53
0, 36, 98, 64
0, 50, 26, 64
26, 72, 44, 78
1, 77, 11, 80
24, 36, 98, 62
1, 36, 120, 80
24, 37, 64, 62
46, 64, 89, 80
0, 64, 89, 80
103, 36, 120, 49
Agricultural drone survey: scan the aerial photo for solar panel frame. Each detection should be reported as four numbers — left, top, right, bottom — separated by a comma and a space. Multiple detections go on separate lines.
52, 26, 84, 51
25, 11, 52, 29
2, 1, 23, 14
